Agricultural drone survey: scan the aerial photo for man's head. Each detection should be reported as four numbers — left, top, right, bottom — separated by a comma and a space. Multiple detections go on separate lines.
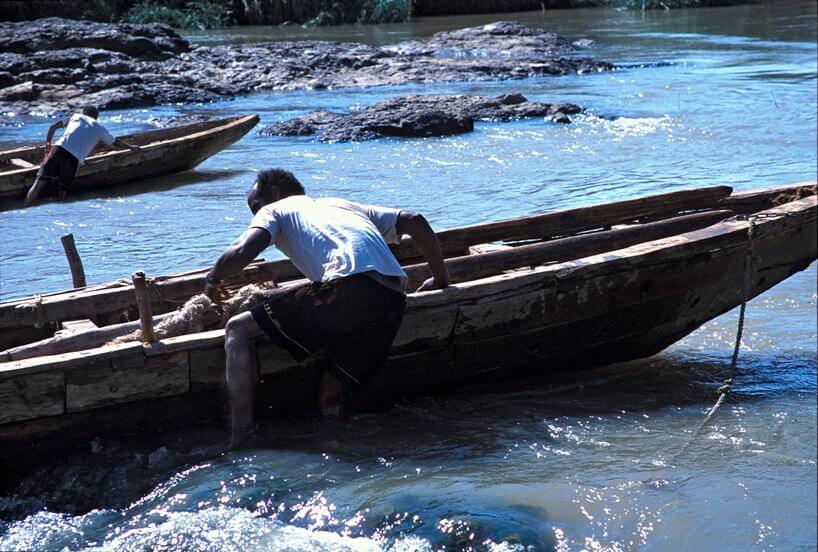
247, 168, 304, 214
81, 105, 99, 120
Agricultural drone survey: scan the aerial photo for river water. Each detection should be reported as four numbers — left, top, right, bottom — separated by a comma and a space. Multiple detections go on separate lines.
0, 2, 816, 550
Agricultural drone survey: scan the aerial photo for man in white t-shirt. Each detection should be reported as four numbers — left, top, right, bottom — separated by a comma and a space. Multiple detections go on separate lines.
204, 168, 450, 446
24, 105, 141, 206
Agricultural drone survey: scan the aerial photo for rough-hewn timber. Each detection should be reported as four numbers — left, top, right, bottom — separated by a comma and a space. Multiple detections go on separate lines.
0, 185, 815, 489
0, 114, 259, 207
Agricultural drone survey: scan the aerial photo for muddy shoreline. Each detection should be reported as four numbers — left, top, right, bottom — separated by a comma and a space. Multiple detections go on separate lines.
0, 18, 613, 116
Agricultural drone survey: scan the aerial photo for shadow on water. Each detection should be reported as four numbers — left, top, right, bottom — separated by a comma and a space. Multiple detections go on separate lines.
3, 349, 814, 519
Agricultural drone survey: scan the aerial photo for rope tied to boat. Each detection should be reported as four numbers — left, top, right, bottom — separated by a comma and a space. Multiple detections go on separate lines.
670, 215, 760, 463
31, 294, 46, 329
108, 283, 270, 344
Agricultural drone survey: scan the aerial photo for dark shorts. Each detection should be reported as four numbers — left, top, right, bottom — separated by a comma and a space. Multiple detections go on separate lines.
250, 273, 406, 387
38, 146, 79, 193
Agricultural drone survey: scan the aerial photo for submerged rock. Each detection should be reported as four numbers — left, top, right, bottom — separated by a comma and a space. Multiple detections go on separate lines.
0, 19, 613, 115
261, 93, 582, 142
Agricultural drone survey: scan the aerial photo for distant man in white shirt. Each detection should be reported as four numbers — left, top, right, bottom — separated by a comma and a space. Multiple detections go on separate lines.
24, 105, 140, 206
204, 168, 451, 446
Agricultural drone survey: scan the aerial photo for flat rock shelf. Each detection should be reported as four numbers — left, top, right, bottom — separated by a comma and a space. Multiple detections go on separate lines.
0, 19, 614, 115
261, 93, 582, 142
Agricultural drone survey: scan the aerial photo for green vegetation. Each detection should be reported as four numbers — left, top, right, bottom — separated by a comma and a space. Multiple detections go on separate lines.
231, 0, 410, 26
122, 1, 231, 29
8, 0, 754, 28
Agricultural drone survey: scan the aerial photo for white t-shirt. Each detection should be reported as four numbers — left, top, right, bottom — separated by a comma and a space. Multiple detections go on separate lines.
54, 113, 116, 165
250, 195, 407, 292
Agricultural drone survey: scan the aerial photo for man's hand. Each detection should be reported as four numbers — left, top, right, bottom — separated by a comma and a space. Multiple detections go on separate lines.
204, 274, 228, 302
396, 211, 451, 293
416, 276, 449, 293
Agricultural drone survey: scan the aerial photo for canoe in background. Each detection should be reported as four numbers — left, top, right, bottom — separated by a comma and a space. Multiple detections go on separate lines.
0, 182, 815, 489
0, 114, 259, 208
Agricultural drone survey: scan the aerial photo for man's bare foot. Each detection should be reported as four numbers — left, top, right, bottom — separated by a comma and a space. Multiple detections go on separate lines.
318, 369, 347, 419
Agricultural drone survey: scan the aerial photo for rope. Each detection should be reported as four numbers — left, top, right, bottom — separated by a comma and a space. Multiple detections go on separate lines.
668, 216, 759, 463
31, 294, 46, 329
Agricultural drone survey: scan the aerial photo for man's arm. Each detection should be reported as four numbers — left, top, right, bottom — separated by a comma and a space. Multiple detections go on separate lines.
44, 120, 65, 148
112, 137, 141, 152
396, 211, 450, 292
204, 227, 271, 299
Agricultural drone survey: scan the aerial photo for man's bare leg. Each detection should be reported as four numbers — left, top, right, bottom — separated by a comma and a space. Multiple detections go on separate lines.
224, 311, 264, 447
23, 176, 48, 207
318, 368, 347, 418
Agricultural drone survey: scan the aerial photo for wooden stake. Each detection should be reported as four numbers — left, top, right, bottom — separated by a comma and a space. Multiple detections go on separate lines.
60, 234, 86, 288
132, 271, 156, 343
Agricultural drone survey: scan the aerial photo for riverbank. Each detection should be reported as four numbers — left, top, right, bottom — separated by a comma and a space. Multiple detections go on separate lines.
0, 18, 612, 116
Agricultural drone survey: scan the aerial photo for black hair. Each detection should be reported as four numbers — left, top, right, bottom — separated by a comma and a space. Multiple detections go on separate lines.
255, 168, 305, 199
82, 105, 99, 119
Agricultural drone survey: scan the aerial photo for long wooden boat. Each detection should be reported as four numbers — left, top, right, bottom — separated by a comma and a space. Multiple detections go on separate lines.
0, 182, 815, 487
0, 114, 259, 208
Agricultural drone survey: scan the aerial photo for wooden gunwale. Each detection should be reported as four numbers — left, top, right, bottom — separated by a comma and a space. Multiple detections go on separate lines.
0, 189, 814, 489
0, 184, 738, 333
0, 114, 259, 202
1, 183, 813, 354
1, 193, 814, 382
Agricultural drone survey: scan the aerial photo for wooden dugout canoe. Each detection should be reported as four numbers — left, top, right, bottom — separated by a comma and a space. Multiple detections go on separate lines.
0, 114, 259, 208
0, 182, 815, 486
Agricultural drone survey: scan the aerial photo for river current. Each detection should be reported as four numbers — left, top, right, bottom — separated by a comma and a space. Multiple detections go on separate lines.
0, 2, 816, 550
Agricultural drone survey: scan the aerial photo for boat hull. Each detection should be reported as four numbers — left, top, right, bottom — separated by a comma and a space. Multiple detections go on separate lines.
0, 191, 815, 489
0, 115, 259, 206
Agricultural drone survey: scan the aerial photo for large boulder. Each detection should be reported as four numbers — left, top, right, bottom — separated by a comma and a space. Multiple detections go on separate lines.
0, 18, 189, 59
261, 93, 582, 142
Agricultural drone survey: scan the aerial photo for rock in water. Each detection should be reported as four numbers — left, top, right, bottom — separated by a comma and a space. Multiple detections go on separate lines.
0, 18, 612, 115
261, 93, 582, 142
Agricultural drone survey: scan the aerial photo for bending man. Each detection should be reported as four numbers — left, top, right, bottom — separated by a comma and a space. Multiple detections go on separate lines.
205, 168, 450, 445
24, 105, 140, 206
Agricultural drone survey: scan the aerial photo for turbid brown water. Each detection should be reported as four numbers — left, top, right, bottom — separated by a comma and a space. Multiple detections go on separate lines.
0, 2, 815, 550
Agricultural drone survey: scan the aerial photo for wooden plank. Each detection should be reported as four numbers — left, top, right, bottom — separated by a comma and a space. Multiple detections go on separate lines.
392, 185, 732, 259
9, 158, 35, 169
391, 305, 458, 354
60, 319, 97, 333
719, 181, 815, 214
0, 371, 64, 424
455, 287, 555, 342
403, 209, 734, 289
66, 351, 188, 412
369, 347, 455, 396
0, 186, 734, 329
1, 197, 812, 385
190, 347, 226, 388
0, 341, 143, 379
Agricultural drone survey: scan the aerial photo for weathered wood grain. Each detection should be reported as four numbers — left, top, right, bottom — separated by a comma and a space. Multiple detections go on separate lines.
0, 371, 64, 424
455, 287, 555, 342
0, 186, 736, 332
66, 351, 188, 412
190, 347, 226, 388
403, 209, 734, 288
